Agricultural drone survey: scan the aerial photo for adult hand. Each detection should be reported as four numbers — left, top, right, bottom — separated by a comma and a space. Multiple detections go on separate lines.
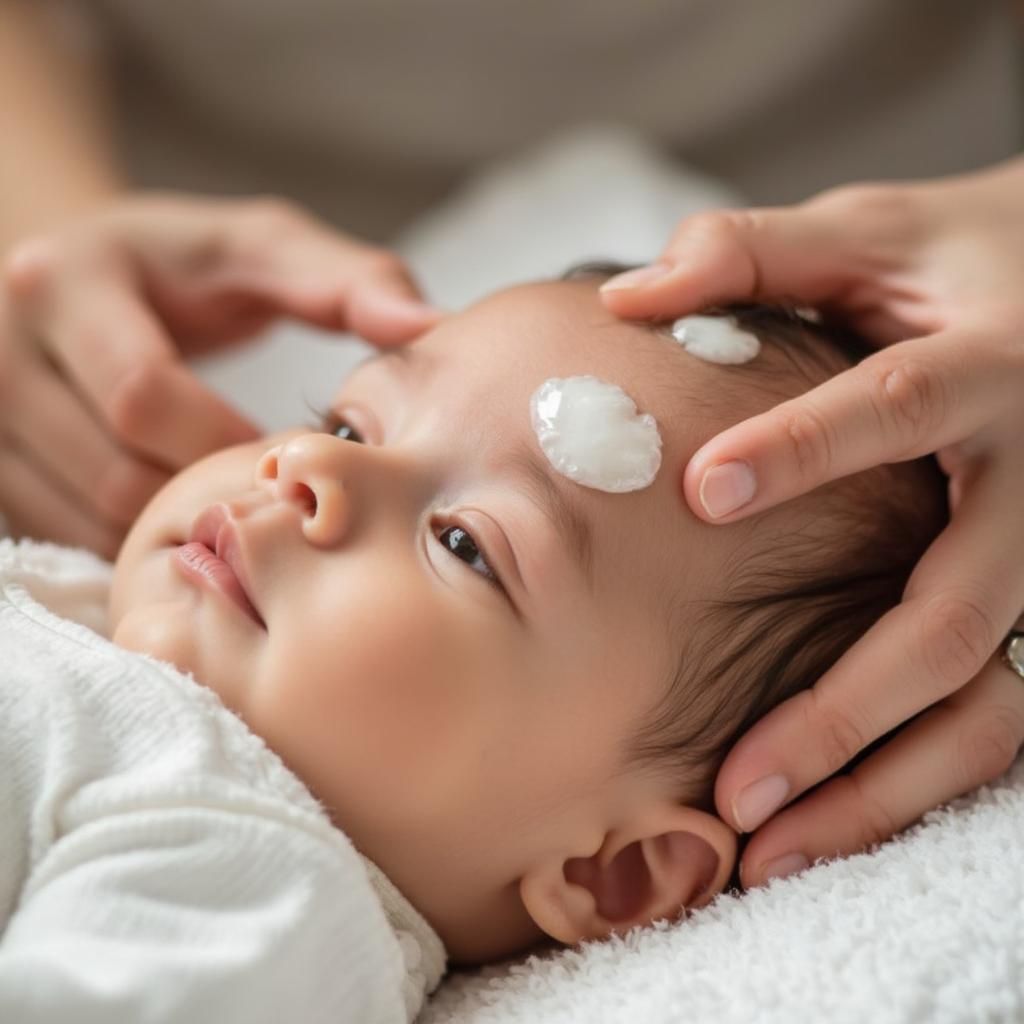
601, 156, 1024, 887
0, 193, 439, 558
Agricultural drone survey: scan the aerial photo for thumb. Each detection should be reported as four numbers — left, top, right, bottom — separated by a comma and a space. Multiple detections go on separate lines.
599, 203, 864, 320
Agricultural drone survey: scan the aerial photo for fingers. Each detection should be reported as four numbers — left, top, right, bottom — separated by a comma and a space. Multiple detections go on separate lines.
343, 275, 443, 348
232, 238, 441, 346
715, 458, 1024, 836
168, 198, 443, 348
681, 328, 1008, 523
599, 184, 921, 321
0, 439, 124, 559
4, 358, 170, 528
26, 277, 261, 469
737, 655, 1024, 888
599, 204, 857, 320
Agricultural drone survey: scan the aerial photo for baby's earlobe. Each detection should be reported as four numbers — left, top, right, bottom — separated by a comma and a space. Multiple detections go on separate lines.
519, 807, 737, 945
519, 864, 602, 945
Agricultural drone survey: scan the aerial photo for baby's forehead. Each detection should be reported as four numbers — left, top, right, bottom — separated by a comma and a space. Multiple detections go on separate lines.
422, 280, 701, 411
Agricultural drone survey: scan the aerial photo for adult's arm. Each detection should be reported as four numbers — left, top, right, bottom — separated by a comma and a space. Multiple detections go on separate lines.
601, 156, 1024, 887
0, 1, 121, 247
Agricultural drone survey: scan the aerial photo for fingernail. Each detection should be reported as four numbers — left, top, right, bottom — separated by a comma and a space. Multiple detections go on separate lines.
699, 460, 756, 519
758, 852, 809, 885
600, 262, 673, 292
731, 773, 789, 832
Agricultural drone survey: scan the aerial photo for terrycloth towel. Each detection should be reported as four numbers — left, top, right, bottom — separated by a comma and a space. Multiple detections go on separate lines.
0, 537, 445, 1023
182, 124, 1024, 1023
422, 756, 1024, 1023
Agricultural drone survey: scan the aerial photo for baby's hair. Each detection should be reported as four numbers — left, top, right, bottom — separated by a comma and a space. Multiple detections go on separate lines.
563, 262, 948, 817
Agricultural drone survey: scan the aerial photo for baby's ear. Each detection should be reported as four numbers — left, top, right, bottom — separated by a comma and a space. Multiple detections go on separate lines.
519, 803, 737, 945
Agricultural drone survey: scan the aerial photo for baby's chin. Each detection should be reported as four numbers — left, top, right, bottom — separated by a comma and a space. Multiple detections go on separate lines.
110, 598, 201, 675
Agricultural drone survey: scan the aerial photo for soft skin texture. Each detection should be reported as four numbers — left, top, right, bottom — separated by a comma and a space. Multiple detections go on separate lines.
109, 280, 751, 964
601, 156, 1024, 889
0, 193, 438, 559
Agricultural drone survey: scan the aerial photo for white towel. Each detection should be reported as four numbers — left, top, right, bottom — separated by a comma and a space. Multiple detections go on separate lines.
422, 754, 1024, 1023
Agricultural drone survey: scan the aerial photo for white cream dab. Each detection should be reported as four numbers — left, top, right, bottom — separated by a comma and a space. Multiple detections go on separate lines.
670, 314, 761, 365
530, 376, 662, 493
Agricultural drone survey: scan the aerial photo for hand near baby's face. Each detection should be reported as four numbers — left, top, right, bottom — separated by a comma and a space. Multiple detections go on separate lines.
603, 159, 1024, 888
107, 280, 743, 963
0, 194, 439, 557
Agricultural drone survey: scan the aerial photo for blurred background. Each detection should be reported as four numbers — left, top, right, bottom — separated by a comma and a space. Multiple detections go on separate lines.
8, 1, 1024, 428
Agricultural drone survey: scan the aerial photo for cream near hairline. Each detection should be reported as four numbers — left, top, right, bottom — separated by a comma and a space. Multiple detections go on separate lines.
529, 316, 761, 494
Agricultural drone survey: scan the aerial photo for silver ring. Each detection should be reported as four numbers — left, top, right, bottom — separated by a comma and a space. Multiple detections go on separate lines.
1003, 629, 1024, 681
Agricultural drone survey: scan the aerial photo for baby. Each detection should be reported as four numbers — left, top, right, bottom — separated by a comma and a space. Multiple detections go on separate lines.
0, 267, 946, 1022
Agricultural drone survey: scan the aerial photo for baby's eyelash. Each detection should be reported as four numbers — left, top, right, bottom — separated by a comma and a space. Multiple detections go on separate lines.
307, 403, 365, 444
302, 397, 333, 430
433, 522, 505, 594
304, 398, 509, 602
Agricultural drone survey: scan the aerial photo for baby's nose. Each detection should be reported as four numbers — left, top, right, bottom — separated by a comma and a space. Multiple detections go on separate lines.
255, 433, 351, 548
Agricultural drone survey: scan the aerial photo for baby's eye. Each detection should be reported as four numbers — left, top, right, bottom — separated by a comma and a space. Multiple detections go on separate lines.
436, 525, 499, 585
316, 409, 365, 444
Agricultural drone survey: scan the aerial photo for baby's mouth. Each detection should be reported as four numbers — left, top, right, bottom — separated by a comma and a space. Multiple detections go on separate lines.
173, 504, 267, 630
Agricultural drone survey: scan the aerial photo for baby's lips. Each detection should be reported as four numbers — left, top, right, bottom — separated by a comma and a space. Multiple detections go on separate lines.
188, 502, 265, 628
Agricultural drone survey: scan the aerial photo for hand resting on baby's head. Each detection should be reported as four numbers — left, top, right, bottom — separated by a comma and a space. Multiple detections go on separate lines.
108, 270, 945, 964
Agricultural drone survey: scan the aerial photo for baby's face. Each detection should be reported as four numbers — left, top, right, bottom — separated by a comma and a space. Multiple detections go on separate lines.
110, 280, 744, 960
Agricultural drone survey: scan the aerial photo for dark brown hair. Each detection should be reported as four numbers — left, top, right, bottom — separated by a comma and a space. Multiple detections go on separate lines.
564, 263, 948, 810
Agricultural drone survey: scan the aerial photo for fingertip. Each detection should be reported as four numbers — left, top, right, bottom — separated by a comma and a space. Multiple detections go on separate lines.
349, 292, 445, 347
682, 441, 760, 524
598, 261, 711, 320
598, 261, 673, 294
697, 459, 758, 520
223, 414, 264, 446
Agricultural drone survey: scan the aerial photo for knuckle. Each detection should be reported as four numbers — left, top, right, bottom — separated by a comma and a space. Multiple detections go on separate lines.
865, 356, 952, 455
242, 196, 306, 235
105, 360, 169, 441
667, 208, 769, 299
1, 236, 61, 302
777, 401, 838, 481
813, 183, 906, 220
847, 772, 901, 849
957, 708, 1024, 788
94, 458, 158, 522
669, 209, 746, 255
918, 590, 996, 690
810, 693, 869, 776
359, 247, 405, 280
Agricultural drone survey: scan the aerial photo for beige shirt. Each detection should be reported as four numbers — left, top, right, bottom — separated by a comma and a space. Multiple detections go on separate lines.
81, 0, 1021, 240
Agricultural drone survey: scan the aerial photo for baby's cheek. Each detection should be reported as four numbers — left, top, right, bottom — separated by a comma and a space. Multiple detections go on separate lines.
271, 587, 506, 832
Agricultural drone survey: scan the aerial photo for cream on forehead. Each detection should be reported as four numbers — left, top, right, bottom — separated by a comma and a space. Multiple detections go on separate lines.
529, 376, 662, 493
670, 314, 761, 364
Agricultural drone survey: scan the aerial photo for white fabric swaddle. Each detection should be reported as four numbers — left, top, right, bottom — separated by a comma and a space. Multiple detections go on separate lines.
0, 537, 445, 1023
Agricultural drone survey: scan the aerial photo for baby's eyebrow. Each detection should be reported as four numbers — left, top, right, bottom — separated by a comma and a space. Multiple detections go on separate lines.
352, 345, 420, 377
345, 347, 596, 582
506, 445, 595, 587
